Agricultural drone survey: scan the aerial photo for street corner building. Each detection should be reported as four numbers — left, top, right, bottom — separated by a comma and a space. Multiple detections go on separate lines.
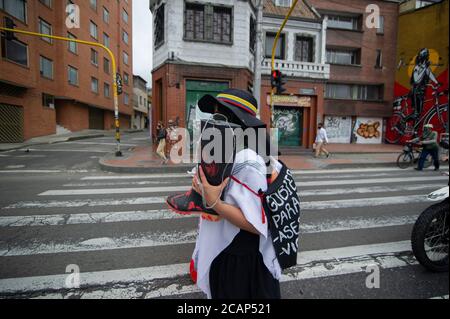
149, 0, 401, 149
0, 0, 133, 143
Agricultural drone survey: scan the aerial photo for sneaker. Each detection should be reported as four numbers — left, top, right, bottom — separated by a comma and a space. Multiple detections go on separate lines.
434, 167, 440, 171
414, 168, 423, 171
326, 153, 330, 158
166, 189, 221, 221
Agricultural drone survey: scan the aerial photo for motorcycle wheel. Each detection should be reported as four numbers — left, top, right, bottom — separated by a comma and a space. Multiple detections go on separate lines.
411, 198, 449, 272
397, 152, 413, 169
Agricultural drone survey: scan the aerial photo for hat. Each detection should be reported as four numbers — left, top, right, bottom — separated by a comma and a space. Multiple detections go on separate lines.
198, 88, 266, 128
424, 123, 434, 129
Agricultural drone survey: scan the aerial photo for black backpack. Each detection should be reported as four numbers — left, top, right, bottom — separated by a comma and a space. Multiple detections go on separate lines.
231, 161, 301, 270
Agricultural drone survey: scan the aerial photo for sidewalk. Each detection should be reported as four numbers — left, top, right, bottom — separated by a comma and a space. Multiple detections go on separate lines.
99, 143, 404, 173
0, 129, 116, 152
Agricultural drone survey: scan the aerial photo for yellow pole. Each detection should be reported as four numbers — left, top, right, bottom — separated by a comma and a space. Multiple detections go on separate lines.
269, 0, 298, 132
0, 27, 122, 156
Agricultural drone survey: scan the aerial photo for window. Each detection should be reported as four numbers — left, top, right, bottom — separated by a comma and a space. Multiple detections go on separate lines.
185, 3, 204, 40
123, 51, 129, 65
326, 48, 361, 65
295, 36, 313, 62
327, 15, 361, 31
42, 93, 55, 108
122, 9, 128, 23
124, 93, 129, 105
377, 16, 384, 34
103, 33, 110, 48
103, 7, 110, 23
0, 0, 27, 22
68, 65, 78, 85
154, 4, 164, 47
91, 77, 99, 93
1, 36, 28, 66
184, 3, 232, 44
104, 82, 110, 98
90, 0, 97, 11
90, 21, 98, 39
90, 49, 98, 66
103, 57, 110, 74
265, 32, 285, 59
124, 72, 129, 85
140, 96, 143, 105
122, 30, 129, 44
39, 18, 52, 43
375, 49, 383, 68
39, 0, 52, 8
68, 32, 77, 54
40, 56, 53, 79
275, 0, 291, 7
213, 6, 232, 43
249, 15, 256, 52
325, 84, 383, 101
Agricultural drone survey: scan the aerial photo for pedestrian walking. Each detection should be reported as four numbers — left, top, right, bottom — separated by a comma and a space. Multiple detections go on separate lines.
314, 123, 330, 158
407, 123, 440, 171
166, 119, 180, 160
156, 121, 168, 164
167, 89, 282, 299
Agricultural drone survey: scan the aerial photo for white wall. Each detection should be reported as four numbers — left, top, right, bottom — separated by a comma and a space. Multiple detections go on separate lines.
262, 16, 326, 64
153, 0, 255, 71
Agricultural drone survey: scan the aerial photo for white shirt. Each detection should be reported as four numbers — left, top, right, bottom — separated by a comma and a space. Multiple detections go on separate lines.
193, 149, 282, 299
315, 127, 329, 143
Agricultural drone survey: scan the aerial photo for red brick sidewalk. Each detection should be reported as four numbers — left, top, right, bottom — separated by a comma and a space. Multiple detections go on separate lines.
99, 143, 403, 172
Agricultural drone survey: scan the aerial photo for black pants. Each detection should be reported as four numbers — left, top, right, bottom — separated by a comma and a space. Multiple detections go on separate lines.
418, 148, 439, 170
209, 230, 281, 299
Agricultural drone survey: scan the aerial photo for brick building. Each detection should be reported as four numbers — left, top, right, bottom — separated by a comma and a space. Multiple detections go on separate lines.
308, 0, 399, 144
0, 0, 133, 142
150, 0, 400, 147
132, 75, 148, 129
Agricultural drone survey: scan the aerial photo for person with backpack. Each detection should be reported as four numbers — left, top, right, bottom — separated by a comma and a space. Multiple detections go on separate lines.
155, 121, 168, 164
167, 89, 301, 299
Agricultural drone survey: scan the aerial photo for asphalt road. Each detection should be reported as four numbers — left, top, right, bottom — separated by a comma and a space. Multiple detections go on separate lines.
0, 133, 448, 299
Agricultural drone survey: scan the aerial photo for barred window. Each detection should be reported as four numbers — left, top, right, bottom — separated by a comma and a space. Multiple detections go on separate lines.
185, 3, 204, 40
154, 4, 165, 48
295, 36, 313, 62
213, 7, 231, 43
249, 15, 256, 53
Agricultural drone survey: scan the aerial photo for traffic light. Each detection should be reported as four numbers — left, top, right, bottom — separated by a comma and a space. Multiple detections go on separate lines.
116, 73, 123, 95
271, 70, 286, 95
3, 16, 17, 41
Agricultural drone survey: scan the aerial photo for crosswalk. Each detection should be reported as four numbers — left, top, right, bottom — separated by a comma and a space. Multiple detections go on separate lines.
0, 167, 448, 299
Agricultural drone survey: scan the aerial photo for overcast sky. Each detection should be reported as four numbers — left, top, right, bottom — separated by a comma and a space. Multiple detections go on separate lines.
132, 0, 153, 87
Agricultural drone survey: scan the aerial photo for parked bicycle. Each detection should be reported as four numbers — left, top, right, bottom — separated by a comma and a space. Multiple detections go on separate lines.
396, 143, 432, 169
387, 84, 448, 144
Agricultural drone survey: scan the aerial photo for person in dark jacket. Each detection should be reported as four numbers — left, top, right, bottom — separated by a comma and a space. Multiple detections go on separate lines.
156, 121, 168, 164
408, 123, 440, 171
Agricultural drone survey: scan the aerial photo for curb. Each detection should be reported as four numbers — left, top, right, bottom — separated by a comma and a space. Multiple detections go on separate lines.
0, 133, 106, 152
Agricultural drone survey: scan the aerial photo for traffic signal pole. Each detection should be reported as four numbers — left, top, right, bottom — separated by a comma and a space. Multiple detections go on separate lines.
270, 0, 298, 130
0, 27, 123, 157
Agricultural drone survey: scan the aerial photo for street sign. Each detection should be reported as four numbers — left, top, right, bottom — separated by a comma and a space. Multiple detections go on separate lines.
116, 73, 123, 95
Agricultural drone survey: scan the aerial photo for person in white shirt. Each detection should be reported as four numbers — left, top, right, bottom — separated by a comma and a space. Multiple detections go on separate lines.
315, 123, 330, 158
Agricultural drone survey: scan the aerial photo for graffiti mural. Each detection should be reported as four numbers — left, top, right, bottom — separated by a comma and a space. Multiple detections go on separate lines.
324, 116, 352, 143
274, 107, 301, 146
354, 117, 383, 144
385, 1, 448, 144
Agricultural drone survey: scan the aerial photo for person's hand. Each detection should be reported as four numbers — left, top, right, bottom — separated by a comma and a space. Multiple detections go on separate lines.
193, 166, 229, 208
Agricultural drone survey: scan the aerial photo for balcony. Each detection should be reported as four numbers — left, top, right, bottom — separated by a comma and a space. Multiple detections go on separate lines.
262, 60, 330, 80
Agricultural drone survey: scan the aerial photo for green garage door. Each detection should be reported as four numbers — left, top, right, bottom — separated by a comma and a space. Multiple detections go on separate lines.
274, 107, 302, 147
185, 80, 229, 136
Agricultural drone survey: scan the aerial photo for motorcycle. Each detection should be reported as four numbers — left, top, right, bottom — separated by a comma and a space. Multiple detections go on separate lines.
411, 173, 449, 272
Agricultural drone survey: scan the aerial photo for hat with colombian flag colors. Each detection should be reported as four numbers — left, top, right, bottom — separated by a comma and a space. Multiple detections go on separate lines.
198, 88, 266, 129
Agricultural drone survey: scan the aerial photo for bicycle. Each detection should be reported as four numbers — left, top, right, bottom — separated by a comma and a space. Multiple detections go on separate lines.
396, 143, 432, 169
386, 84, 448, 144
